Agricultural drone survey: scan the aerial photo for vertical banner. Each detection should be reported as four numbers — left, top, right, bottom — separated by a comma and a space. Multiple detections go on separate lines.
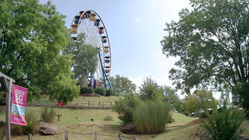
10, 85, 28, 126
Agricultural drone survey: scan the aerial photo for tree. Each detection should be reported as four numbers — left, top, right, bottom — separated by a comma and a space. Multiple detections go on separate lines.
161, 0, 249, 94
182, 90, 218, 115
110, 75, 136, 95
65, 33, 98, 87
0, 0, 79, 101
139, 77, 164, 102
163, 86, 182, 112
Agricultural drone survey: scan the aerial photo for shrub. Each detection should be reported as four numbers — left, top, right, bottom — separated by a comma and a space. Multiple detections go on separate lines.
40, 107, 56, 123
203, 101, 246, 140
103, 116, 113, 121
22, 121, 38, 135
10, 109, 39, 135
113, 94, 140, 125
80, 87, 93, 94
105, 89, 113, 96
133, 101, 171, 134
23, 109, 39, 135
11, 125, 23, 135
233, 82, 249, 117
94, 87, 106, 96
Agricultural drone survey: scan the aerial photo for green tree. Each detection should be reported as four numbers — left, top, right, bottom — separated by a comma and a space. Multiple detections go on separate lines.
110, 75, 136, 95
163, 86, 182, 112
65, 33, 98, 88
182, 95, 200, 115
0, 0, 79, 101
139, 77, 164, 102
182, 90, 218, 115
161, 0, 249, 94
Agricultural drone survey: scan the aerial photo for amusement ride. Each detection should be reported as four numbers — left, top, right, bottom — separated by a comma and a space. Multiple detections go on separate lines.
70, 10, 112, 89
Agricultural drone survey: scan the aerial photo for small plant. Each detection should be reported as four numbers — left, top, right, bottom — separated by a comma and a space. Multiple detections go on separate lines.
203, 101, 246, 140
40, 107, 56, 123
133, 101, 171, 134
94, 87, 106, 96
23, 109, 39, 135
22, 122, 38, 135
103, 116, 113, 121
80, 87, 93, 94
11, 125, 23, 135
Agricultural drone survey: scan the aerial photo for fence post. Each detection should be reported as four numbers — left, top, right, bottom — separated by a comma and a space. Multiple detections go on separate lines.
28, 133, 32, 140
118, 133, 124, 140
88, 101, 90, 106
64, 130, 68, 140
110, 101, 112, 107
94, 131, 98, 140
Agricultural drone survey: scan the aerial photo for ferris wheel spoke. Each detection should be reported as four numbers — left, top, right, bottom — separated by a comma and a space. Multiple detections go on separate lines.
70, 10, 112, 88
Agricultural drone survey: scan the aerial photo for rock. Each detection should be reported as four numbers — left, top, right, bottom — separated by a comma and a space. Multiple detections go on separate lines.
121, 123, 137, 134
38, 122, 58, 135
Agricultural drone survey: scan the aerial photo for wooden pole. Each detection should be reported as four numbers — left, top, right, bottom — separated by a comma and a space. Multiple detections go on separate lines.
64, 130, 68, 140
5, 79, 12, 140
0, 72, 15, 140
28, 133, 32, 140
94, 131, 98, 140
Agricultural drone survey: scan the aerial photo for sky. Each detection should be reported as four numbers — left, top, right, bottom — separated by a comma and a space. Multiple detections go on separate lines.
40, 0, 190, 89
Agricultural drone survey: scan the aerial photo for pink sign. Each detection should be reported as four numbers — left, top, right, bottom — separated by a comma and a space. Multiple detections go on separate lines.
11, 85, 28, 126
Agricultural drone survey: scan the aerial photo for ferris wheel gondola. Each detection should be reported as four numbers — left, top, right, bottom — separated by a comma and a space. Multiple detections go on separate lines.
70, 10, 112, 89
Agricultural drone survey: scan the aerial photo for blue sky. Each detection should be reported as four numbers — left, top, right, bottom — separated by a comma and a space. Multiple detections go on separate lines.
40, 0, 190, 88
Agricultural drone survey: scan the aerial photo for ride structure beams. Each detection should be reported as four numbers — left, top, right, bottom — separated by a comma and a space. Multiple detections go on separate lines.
69, 10, 112, 89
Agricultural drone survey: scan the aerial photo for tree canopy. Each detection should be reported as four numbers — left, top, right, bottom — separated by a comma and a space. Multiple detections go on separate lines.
139, 77, 164, 101
161, 0, 249, 93
110, 75, 136, 95
0, 0, 79, 101
65, 33, 98, 87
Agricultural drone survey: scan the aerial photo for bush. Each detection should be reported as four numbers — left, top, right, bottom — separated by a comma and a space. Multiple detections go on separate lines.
203, 102, 246, 140
22, 121, 38, 135
23, 109, 39, 135
113, 94, 140, 125
10, 109, 39, 135
80, 87, 93, 94
40, 107, 56, 123
103, 116, 113, 121
133, 101, 171, 134
94, 87, 106, 96
105, 89, 113, 96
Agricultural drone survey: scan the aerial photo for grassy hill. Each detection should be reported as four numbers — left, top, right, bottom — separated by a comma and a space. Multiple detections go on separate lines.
1, 96, 249, 140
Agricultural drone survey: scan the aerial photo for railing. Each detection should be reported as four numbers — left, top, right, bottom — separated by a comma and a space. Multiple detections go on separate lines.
27, 131, 139, 140
27, 101, 114, 109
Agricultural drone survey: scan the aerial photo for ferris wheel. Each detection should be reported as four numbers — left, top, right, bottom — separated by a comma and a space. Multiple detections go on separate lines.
70, 10, 112, 89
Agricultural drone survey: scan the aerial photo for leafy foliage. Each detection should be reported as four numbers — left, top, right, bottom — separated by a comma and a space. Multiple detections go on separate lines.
203, 101, 246, 140
182, 90, 218, 115
133, 101, 171, 134
0, 0, 78, 101
65, 33, 98, 88
233, 82, 249, 117
139, 77, 164, 102
163, 86, 182, 112
105, 89, 113, 96
40, 107, 56, 123
110, 75, 136, 95
113, 94, 140, 125
103, 116, 113, 121
161, 0, 249, 93
80, 87, 93, 94
94, 87, 106, 96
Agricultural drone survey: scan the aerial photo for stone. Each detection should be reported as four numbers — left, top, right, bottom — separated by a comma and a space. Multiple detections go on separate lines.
38, 122, 58, 135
